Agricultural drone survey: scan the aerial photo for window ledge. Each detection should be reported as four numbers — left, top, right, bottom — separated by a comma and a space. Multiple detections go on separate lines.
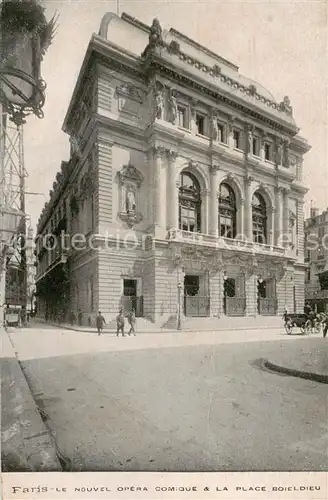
178, 126, 191, 134
196, 133, 210, 140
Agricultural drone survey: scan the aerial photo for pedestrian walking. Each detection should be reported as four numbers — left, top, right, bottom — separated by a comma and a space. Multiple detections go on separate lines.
116, 310, 125, 336
127, 309, 136, 336
322, 313, 328, 338
96, 311, 106, 335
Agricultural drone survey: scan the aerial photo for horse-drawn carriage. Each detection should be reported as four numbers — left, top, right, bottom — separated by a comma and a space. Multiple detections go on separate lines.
284, 313, 322, 335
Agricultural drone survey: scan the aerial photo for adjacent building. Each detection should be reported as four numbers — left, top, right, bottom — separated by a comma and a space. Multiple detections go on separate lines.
35, 12, 310, 327
304, 207, 328, 313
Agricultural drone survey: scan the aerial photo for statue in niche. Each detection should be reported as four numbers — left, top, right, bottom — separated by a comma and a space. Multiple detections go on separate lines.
168, 93, 178, 124
126, 187, 136, 213
149, 18, 163, 48
155, 90, 164, 120
211, 114, 218, 141
276, 140, 283, 165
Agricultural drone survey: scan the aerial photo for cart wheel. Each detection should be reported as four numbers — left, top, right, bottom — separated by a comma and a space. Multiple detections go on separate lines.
285, 322, 292, 335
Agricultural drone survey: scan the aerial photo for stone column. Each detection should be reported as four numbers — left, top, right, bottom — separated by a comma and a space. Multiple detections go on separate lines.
239, 198, 245, 237
209, 166, 218, 236
245, 176, 253, 241
167, 150, 179, 230
268, 207, 275, 247
274, 187, 283, 246
282, 188, 290, 248
153, 146, 166, 235
201, 188, 211, 235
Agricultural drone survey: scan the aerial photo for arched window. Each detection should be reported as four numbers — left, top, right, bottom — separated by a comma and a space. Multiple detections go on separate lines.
252, 192, 267, 243
179, 171, 201, 232
219, 183, 236, 238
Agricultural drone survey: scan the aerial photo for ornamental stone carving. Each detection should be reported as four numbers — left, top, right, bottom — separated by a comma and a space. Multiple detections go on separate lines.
118, 164, 143, 227
149, 18, 164, 48
279, 96, 293, 115
155, 90, 164, 120
211, 112, 219, 141
167, 149, 178, 162
276, 139, 283, 166
168, 91, 178, 125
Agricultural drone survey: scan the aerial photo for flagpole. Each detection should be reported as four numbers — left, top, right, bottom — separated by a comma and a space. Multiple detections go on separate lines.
117, 0, 120, 15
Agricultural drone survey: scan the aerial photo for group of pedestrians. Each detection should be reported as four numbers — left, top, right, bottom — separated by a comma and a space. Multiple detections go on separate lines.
96, 309, 136, 336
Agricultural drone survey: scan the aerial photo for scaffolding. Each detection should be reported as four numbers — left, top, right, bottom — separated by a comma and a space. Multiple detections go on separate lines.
0, 103, 27, 311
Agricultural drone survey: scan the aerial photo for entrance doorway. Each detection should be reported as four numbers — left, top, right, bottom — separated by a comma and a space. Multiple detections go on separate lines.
184, 274, 210, 317
257, 278, 277, 315
223, 275, 246, 316
122, 279, 143, 317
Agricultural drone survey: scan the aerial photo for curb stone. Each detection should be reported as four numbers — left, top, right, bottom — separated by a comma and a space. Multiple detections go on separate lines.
1, 329, 62, 471
264, 359, 328, 384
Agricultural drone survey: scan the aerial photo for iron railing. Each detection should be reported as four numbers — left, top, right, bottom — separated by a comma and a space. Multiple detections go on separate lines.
258, 298, 277, 315
224, 297, 246, 316
121, 296, 143, 317
184, 295, 210, 317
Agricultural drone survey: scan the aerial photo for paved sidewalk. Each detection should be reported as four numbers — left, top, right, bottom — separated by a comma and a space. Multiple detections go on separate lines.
34, 318, 283, 335
266, 338, 328, 383
1, 328, 62, 471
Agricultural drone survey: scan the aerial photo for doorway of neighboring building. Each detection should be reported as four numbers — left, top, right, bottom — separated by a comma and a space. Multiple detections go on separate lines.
184, 274, 210, 317
122, 279, 143, 317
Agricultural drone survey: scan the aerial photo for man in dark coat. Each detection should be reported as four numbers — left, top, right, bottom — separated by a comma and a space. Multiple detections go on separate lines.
96, 311, 106, 335
116, 310, 125, 337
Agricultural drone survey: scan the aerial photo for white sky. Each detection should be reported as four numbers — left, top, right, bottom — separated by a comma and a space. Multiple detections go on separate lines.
23, 0, 328, 228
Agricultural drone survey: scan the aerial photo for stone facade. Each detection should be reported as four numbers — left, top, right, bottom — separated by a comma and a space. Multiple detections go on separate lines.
304, 207, 328, 313
35, 12, 310, 327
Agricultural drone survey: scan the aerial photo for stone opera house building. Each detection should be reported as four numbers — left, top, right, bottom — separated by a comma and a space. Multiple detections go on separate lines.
35, 12, 310, 328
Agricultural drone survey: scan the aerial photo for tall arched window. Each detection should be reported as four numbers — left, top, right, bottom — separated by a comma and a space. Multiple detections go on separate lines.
252, 192, 267, 243
179, 171, 201, 232
219, 183, 236, 238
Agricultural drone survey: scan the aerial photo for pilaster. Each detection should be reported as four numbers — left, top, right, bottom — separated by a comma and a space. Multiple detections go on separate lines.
96, 138, 113, 233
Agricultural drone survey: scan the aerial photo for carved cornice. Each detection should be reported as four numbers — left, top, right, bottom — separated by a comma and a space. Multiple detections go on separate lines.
146, 52, 297, 134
